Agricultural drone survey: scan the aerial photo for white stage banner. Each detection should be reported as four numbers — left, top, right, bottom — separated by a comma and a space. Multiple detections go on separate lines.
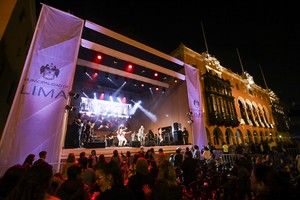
0, 5, 83, 168
184, 64, 207, 148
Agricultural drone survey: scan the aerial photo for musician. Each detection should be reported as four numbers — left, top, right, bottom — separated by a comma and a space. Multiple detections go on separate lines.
158, 128, 164, 144
137, 125, 146, 146
148, 129, 155, 140
106, 132, 115, 147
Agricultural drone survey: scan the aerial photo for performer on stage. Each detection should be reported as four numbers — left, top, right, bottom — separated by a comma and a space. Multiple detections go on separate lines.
74, 113, 83, 148
137, 125, 146, 146
158, 128, 164, 144
117, 125, 129, 147
82, 119, 92, 145
148, 129, 155, 140
182, 127, 189, 145
106, 132, 115, 147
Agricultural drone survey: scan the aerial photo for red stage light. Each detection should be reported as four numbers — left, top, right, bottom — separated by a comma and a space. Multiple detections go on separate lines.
97, 55, 102, 60
92, 71, 98, 79
100, 92, 104, 100
154, 72, 158, 77
127, 64, 133, 72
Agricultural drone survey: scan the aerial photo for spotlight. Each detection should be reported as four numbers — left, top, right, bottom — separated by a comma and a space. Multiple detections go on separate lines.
69, 91, 80, 99
187, 112, 193, 116
162, 88, 166, 93
174, 78, 178, 83
97, 54, 102, 60
92, 70, 98, 79
65, 105, 76, 111
105, 73, 109, 79
154, 72, 158, 77
126, 64, 133, 72
113, 58, 118, 65
188, 119, 194, 125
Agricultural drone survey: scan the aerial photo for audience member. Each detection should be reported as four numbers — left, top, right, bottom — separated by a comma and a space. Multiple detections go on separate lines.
156, 148, 167, 166
98, 154, 107, 165
127, 157, 154, 200
110, 149, 123, 168
181, 151, 198, 192
5, 161, 59, 200
192, 145, 201, 160
0, 165, 27, 199
56, 164, 90, 200
174, 147, 183, 169
150, 160, 182, 200
93, 161, 134, 200
88, 149, 98, 168
33, 150, 48, 166
202, 146, 212, 160
250, 164, 287, 199
22, 154, 35, 169
61, 153, 77, 179
78, 151, 89, 168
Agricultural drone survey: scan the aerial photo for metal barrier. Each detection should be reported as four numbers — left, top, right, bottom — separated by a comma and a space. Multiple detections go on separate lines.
220, 147, 300, 166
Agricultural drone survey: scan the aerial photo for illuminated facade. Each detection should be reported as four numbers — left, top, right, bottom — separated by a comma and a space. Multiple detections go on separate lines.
171, 44, 290, 147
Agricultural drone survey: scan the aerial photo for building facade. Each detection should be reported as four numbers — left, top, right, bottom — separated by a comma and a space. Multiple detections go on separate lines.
172, 44, 290, 148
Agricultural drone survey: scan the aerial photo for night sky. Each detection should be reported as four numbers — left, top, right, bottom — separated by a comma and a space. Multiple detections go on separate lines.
39, 0, 300, 106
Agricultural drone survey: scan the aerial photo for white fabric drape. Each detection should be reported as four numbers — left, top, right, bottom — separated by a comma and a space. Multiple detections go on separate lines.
184, 64, 207, 147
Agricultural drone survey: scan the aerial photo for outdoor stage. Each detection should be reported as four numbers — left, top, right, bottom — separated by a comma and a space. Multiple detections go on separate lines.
60, 144, 192, 162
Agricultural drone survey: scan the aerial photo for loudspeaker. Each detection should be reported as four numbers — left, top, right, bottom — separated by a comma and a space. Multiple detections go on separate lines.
173, 122, 179, 131
174, 130, 183, 145
84, 141, 105, 148
146, 140, 155, 147
131, 141, 141, 147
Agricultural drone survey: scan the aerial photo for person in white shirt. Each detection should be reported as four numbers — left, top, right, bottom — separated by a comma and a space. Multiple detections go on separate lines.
137, 125, 145, 146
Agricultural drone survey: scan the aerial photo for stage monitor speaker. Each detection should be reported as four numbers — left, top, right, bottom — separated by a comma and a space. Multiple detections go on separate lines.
131, 141, 141, 147
84, 141, 105, 148
146, 140, 155, 147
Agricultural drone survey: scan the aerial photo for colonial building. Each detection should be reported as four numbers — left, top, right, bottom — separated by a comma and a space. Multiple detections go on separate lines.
171, 44, 290, 147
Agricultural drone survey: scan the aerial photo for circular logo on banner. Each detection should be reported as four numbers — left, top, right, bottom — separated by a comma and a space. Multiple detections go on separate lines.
40, 63, 60, 80
193, 99, 200, 109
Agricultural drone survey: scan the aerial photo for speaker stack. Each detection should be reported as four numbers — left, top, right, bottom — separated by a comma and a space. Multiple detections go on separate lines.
131, 141, 141, 147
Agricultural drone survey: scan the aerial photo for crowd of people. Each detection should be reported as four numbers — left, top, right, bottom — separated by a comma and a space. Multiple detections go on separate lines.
1, 140, 300, 200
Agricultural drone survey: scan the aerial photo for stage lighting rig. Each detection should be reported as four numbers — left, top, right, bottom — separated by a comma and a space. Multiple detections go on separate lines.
69, 91, 80, 99
65, 105, 76, 111
187, 111, 193, 116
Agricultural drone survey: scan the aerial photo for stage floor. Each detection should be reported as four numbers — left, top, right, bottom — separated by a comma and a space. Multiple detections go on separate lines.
60, 144, 192, 162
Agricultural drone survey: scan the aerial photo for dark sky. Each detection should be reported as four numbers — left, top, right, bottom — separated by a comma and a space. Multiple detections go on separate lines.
40, 0, 300, 106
